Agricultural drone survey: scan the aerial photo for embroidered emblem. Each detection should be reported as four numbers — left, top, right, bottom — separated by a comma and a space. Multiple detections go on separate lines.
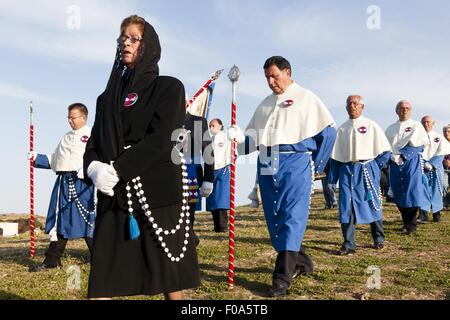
80, 135, 89, 143
218, 142, 224, 148
405, 127, 413, 133
434, 137, 440, 143
282, 99, 294, 107
124, 93, 138, 107
358, 126, 368, 134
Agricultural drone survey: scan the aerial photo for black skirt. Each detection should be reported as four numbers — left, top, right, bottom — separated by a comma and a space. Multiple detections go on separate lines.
87, 202, 201, 298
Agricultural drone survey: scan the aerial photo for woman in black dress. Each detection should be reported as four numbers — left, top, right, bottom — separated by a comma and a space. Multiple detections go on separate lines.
84, 15, 200, 300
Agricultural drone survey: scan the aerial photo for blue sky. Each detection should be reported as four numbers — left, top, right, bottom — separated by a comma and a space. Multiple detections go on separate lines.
1, 0, 449, 215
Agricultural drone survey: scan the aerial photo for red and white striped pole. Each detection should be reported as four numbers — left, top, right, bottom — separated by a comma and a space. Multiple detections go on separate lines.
228, 65, 240, 290
29, 101, 36, 258
186, 69, 223, 108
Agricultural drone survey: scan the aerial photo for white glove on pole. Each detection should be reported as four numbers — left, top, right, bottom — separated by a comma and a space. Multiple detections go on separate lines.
227, 125, 245, 143
27, 151, 37, 161
200, 181, 214, 197
87, 161, 119, 196
77, 168, 84, 180
424, 162, 433, 171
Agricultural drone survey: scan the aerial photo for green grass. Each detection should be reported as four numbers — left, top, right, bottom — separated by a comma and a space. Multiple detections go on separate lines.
0, 193, 449, 300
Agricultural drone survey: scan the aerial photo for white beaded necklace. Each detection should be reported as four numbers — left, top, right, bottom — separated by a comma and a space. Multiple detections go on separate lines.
362, 163, 383, 212
68, 176, 96, 228
125, 151, 191, 263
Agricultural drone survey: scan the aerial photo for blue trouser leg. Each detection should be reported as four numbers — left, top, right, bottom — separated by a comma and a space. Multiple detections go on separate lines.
341, 207, 356, 250
370, 219, 385, 245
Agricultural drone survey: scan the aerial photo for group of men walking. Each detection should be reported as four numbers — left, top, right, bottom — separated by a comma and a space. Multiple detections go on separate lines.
28, 55, 449, 298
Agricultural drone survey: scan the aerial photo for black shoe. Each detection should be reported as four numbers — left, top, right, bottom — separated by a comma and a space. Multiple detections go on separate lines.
337, 247, 355, 256
405, 230, 417, 236
29, 263, 60, 272
432, 212, 441, 222
417, 211, 430, 223
292, 266, 313, 279
268, 284, 289, 298
374, 243, 384, 250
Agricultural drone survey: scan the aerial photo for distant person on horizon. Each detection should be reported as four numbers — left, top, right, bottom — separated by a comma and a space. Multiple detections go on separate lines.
28, 103, 95, 272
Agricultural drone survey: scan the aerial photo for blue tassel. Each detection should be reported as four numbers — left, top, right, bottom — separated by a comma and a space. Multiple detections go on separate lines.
129, 214, 140, 240
365, 191, 373, 201
422, 175, 428, 185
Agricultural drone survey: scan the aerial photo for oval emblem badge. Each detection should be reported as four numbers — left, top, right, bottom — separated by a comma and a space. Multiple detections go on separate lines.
358, 126, 368, 134
405, 127, 413, 133
124, 93, 138, 107
80, 135, 89, 143
282, 99, 294, 107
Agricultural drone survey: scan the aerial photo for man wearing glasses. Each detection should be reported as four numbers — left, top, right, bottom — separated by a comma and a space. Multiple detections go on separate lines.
28, 103, 95, 272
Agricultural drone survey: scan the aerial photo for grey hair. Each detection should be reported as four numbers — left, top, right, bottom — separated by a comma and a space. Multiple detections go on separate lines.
396, 100, 411, 110
347, 95, 365, 106
443, 124, 450, 133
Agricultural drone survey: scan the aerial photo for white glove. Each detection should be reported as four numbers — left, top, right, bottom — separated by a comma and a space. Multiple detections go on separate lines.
387, 187, 394, 198
77, 168, 84, 180
176, 129, 191, 152
87, 161, 119, 196
424, 162, 433, 171
248, 187, 260, 208
200, 181, 214, 197
227, 125, 245, 143
27, 151, 37, 161
48, 227, 58, 242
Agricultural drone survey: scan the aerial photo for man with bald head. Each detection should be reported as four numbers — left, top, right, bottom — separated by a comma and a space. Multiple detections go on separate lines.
329, 95, 391, 255
385, 101, 429, 235
418, 116, 450, 222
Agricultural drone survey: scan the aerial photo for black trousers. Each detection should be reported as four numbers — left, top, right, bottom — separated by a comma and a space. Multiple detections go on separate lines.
211, 209, 228, 232
398, 206, 418, 232
272, 245, 314, 288
43, 234, 93, 267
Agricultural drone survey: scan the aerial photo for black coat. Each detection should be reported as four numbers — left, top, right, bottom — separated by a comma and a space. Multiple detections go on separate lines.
84, 22, 185, 211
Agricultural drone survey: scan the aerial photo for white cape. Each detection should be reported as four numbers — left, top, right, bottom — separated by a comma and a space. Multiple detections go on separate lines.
422, 130, 450, 161
47, 125, 91, 172
245, 82, 335, 147
385, 119, 429, 155
331, 116, 391, 163
212, 131, 232, 170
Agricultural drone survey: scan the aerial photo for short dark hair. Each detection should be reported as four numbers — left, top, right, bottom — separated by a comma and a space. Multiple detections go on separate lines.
263, 56, 291, 72
68, 103, 88, 117
209, 118, 223, 129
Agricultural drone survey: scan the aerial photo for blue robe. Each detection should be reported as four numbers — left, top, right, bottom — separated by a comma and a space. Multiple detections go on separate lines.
253, 126, 336, 252
388, 145, 427, 208
206, 165, 230, 211
421, 155, 445, 213
35, 154, 95, 239
328, 151, 391, 224
186, 163, 202, 211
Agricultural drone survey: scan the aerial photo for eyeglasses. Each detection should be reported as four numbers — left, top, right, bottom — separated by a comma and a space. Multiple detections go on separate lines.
118, 35, 142, 44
